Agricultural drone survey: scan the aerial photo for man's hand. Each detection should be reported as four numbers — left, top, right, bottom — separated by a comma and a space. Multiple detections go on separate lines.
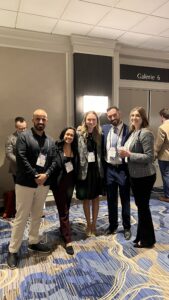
35, 173, 48, 185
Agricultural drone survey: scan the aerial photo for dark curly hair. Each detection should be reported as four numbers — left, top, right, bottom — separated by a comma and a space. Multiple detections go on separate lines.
58, 126, 78, 155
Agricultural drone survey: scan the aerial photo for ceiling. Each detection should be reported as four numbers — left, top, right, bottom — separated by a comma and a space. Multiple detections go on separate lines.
1, 0, 169, 52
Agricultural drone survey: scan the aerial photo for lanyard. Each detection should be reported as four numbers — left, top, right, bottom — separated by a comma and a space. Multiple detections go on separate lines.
108, 125, 124, 150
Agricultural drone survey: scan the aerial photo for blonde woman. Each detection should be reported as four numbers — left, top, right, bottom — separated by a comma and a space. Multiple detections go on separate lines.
76, 111, 103, 236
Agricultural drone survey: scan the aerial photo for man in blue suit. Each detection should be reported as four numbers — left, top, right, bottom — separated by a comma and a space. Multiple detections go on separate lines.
102, 106, 131, 240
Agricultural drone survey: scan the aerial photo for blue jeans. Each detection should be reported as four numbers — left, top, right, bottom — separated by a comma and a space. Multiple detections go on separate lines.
158, 160, 169, 198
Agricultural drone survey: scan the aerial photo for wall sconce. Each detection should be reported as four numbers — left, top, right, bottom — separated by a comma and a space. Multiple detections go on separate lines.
83, 95, 108, 113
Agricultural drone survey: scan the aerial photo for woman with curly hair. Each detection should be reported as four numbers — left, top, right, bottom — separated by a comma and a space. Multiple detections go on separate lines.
76, 111, 103, 236
50, 127, 79, 255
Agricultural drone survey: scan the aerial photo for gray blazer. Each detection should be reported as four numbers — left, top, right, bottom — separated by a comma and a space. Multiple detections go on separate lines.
5, 132, 18, 175
126, 128, 156, 178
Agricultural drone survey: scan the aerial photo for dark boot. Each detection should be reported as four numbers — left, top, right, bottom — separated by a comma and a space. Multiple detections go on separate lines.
7, 252, 18, 269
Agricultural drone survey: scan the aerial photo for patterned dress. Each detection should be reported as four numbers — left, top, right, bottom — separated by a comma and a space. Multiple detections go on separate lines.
76, 133, 101, 200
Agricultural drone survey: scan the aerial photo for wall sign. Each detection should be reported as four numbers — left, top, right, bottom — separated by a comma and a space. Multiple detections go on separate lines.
120, 64, 169, 83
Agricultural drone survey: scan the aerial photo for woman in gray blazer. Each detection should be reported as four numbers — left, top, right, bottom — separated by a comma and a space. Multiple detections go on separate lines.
119, 107, 156, 248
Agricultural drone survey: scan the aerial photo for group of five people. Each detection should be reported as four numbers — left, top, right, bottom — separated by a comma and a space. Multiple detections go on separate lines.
6, 105, 162, 269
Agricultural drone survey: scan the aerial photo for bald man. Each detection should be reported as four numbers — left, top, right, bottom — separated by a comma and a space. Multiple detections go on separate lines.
7, 109, 56, 269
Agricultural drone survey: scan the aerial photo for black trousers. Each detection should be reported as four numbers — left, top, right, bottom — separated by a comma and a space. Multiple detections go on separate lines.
130, 174, 156, 245
52, 172, 75, 244
106, 163, 131, 231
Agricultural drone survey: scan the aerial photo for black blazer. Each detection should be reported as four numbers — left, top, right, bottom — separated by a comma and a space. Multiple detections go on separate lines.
50, 140, 79, 190
16, 128, 56, 187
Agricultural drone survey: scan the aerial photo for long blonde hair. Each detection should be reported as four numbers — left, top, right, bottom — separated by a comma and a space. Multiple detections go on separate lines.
80, 111, 102, 143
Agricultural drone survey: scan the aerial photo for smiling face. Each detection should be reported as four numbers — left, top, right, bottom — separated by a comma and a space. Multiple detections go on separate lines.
85, 112, 97, 132
130, 110, 143, 130
32, 109, 48, 132
107, 108, 121, 126
64, 128, 75, 144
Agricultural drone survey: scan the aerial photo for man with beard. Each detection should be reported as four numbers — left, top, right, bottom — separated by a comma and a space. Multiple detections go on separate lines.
7, 109, 56, 269
102, 106, 131, 240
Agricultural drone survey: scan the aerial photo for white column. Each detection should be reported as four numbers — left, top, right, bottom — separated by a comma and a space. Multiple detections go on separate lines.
65, 51, 74, 126
113, 50, 120, 107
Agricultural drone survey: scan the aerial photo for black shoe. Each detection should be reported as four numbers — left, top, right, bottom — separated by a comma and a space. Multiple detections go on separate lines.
7, 252, 18, 269
28, 242, 51, 253
65, 245, 74, 255
105, 227, 117, 235
124, 229, 131, 240
133, 238, 140, 244
134, 243, 154, 249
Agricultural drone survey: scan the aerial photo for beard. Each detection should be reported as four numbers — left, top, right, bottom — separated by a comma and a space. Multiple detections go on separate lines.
34, 123, 45, 131
111, 119, 120, 126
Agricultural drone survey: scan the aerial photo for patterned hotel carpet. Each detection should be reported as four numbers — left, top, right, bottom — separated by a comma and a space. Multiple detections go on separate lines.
0, 198, 169, 300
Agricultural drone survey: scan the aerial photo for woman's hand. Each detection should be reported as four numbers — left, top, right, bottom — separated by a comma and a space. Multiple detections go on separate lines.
118, 147, 131, 158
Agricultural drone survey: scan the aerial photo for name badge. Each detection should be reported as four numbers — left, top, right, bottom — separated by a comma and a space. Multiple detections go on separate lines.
108, 147, 117, 159
125, 157, 128, 163
36, 153, 46, 167
88, 152, 95, 162
65, 161, 73, 173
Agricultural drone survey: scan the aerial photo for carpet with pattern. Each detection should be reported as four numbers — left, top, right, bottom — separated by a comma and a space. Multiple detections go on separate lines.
0, 198, 169, 300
